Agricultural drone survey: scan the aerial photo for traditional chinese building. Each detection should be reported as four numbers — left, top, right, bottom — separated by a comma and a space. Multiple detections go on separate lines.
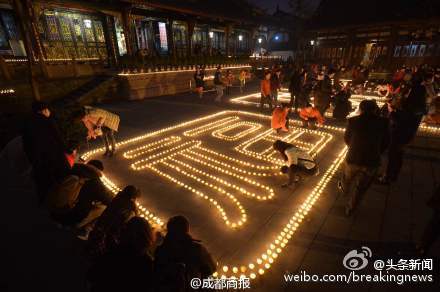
301, 0, 440, 70
0, 0, 292, 103
0, 0, 290, 65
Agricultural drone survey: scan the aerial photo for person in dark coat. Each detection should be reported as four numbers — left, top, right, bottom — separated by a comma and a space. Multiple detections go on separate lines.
288, 68, 302, 111
194, 67, 205, 99
314, 70, 334, 116
86, 185, 140, 258
401, 73, 428, 139
87, 216, 155, 292
332, 85, 352, 120
155, 215, 216, 291
270, 69, 282, 104
379, 101, 415, 184
22, 101, 71, 202
340, 100, 389, 216
54, 160, 113, 237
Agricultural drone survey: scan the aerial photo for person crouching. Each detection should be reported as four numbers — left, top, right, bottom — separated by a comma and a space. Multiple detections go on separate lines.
299, 103, 325, 128
273, 140, 319, 187
271, 103, 290, 133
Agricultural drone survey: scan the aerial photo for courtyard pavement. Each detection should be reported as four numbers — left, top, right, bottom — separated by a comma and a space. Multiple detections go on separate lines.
1, 83, 439, 291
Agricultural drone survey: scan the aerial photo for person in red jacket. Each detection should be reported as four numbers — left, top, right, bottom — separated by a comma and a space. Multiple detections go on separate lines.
299, 103, 325, 128
271, 103, 290, 133
260, 71, 272, 110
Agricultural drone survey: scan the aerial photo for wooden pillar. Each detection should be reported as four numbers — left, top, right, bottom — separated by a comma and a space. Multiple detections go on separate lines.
166, 19, 176, 58
343, 30, 354, 66
207, 27, 212, 56
30, 2, 49, 78
249, 28, 257, 55
12, 0, 40, 100
386, 26, 398, 70
103, 15, 118, 67
0, 55, 11, 80
186, 20, 195, 57
225, 24, 232, 56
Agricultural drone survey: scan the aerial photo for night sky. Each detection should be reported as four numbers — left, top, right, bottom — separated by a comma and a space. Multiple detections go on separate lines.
248, 0, 321, 14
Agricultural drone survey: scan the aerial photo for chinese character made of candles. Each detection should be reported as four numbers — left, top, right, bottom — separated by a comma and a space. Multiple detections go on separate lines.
81, 110, 350, 281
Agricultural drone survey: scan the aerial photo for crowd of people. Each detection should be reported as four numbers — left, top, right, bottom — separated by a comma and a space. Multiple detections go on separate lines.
266, 63, 439, 254
4, 100, 216, 291
2, 61, 439, 291
193, 65, 250, 101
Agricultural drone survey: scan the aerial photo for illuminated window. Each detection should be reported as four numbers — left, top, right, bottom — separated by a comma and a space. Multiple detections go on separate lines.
39, 9, 108, 59
158, 22, 168, 51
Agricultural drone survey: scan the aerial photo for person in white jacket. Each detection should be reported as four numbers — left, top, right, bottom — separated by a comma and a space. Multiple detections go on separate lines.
273, 140, 318, 187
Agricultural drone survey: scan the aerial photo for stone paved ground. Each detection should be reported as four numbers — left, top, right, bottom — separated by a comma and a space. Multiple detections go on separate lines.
1, 83, 439, 292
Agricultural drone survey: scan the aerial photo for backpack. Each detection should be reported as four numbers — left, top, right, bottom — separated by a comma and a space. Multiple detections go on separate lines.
46, 175, 87, 213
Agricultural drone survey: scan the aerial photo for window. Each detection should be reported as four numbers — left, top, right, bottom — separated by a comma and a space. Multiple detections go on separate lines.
418, 44, 426, 57
410, 45, 418, 57
0, 9, 20, 51
394, 46, 401, 57
39, 9, 108, 60
212, 30, 225, 52
158, 22, 168, 51
402, 45, 410, 57
426, 44, 435, 56
114, 17, 127, 56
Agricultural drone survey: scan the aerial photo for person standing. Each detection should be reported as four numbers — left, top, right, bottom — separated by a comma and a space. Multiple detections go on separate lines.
288, 67, 305, 111
401, 73, 429, 139
332, 85, 352, 120
260, 71, 273, 111
194, 67, 204, 99
314, 69, 334, 116
225, 69, 234, 95
271, 69, 282, 105
22, 101, 71, 202
83, 106, 120, 157
214, 66, 224, 102
340, 100, 389, 216
239, 69, 247, 93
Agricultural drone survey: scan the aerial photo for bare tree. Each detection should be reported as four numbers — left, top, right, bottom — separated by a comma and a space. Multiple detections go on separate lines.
289, 0, 319, 19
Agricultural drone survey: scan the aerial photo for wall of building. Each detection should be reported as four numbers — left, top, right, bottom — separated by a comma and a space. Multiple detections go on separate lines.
118, 65, 252, 100
305, 22, 440, 70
